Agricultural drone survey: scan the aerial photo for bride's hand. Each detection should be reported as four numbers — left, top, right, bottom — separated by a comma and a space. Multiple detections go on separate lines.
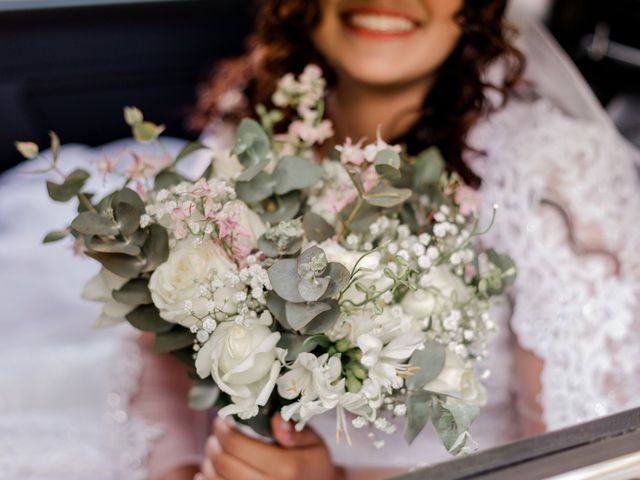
197, 414, 345, 480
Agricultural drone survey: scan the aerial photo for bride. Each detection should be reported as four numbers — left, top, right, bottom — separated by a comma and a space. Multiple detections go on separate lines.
1, 0, 638, 479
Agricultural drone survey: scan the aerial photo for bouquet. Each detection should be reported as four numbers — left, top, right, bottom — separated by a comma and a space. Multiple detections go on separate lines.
17, 65, 515, 455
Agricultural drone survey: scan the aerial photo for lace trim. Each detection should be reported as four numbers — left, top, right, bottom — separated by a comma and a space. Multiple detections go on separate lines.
107, 336, 164, 480
469, 98, 640, 429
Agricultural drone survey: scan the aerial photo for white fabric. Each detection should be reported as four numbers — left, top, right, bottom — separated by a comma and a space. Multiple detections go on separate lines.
0, 140, 186, 480
1, 21, 640, 477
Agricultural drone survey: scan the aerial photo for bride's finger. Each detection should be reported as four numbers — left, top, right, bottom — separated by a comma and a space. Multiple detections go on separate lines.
213, 417, 287, 472
211, 449, 268, 480
200, 458, 216, 479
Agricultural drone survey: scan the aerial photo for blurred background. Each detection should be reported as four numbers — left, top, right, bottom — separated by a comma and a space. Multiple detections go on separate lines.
0, 0, 638, 173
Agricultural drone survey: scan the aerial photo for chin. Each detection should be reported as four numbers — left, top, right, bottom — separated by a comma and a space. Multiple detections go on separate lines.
335, 56, 427, 88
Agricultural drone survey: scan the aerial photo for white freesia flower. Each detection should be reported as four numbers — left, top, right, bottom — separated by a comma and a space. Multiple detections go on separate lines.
195, 321, 282, 419
148, 237, 239, 327
319, 240, 392, 304
423, 349, 487, 406
358, 332, 423, 399
401, 265, 468, 320
277, 353, 344, 405
82, 268, 133, 328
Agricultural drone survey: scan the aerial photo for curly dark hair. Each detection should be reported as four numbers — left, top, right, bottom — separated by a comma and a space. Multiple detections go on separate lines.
191, 0, 526, 187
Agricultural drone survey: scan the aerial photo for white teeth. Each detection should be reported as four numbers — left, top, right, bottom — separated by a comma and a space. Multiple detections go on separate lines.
348, 13, 415, 33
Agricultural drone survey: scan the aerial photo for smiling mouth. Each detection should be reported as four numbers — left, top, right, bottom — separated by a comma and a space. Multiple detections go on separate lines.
341, 7, 422, 38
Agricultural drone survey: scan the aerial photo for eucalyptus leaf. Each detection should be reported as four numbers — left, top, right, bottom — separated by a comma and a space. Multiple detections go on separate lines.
88, 237, 141, 256
155, 328, 195, 352
340, 201, 380, 233
114, 202, 141, 236
43, 228, 70, 244
112, 188, 145, 214
49, 131, 61, 162
375, 163, 402, 181
112, 278, 152, 305
363, 183, 412, 208
268, 259, 304, 303
15, 141, 39, 159
189, 383, 220, 411
154, 169, 187, 190
406, 340, 447, 390
133, 121, 165, 143
301, 300, 341, 335
129, 228, 149, 246
302, 212, 335, 243
71, 212, 119, 236
142, 224, 169, 272
95, 192, 116, 213
374, 149, 401, 169
432, 403, 479, 454
233, 119, 270, 165
405, 390, 432, 444
126, 304, 174, 332
321, 263, 351, 300
374, 150, 402, 180
258, 235, 301, 258
414, 147, 445, 190
237, 155, 271, 182
486, 249, 517, 287
272, 156, 323, 195
235, 171, 276, 203
47, 169, 90, 202
124, 106, 144, 126
257, 236, 281, 257
86, 252, 144, 279
260, 193, 301, 224
285, 301, 332, 331
175, 141, 208, 163
298, 277, 330, 302
266, 292, 292, 330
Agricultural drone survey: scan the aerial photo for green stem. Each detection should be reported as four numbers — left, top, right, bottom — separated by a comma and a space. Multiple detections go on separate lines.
77, 193, 97, 213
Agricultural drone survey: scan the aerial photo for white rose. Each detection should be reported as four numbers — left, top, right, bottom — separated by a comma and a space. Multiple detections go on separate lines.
82, 268, 134, 328
196, 322, 281, 419
422, 349, 486, 406
319, 240, 392, 304
401, 265, 468, 319
148, 237, 238, 327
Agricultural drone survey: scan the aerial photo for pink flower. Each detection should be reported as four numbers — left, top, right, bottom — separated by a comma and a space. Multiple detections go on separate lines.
217, 217, 238, 240
363, 126, 401, 163
204, 198, 219, 218
454, 185, 482, 217
289, 119, 334, 145
172, 201, 195, 221
299, 64, 323, 85
336, 137, 366, 166
126, 152, 169, 181
174, 222, 187, 240
324, 187, 357, 215
190, 179, 211, 197
362, 165, 378, 192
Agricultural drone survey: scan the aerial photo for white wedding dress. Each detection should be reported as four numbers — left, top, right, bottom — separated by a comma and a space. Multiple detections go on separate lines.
1, 18, 639, 479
